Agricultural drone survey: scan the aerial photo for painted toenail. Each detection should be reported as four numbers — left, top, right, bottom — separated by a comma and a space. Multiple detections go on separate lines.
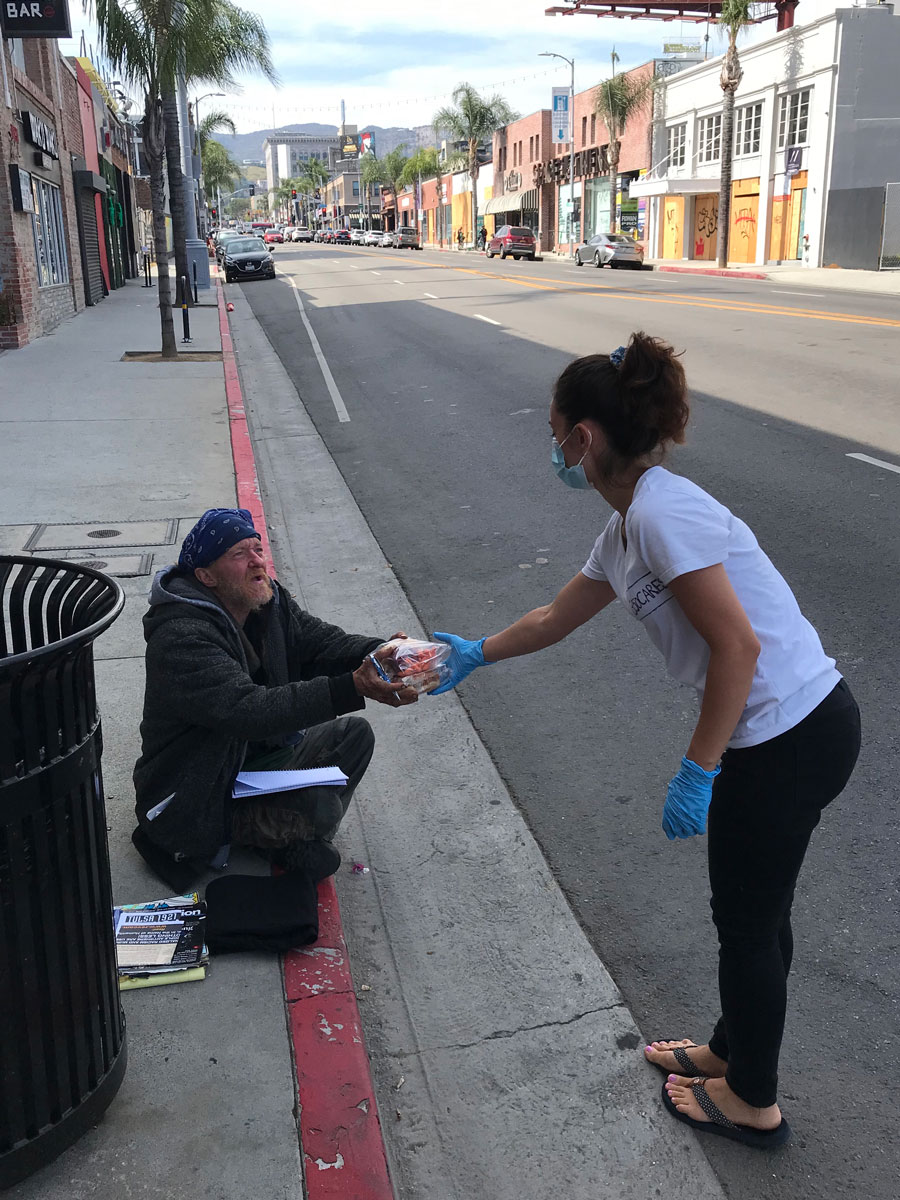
668, 1074, 677, 1082
645, 1046, 652, 1053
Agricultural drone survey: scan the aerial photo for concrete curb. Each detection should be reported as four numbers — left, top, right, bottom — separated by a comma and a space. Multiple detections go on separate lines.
217, 278, 395, 1199
653, 264, 769, 281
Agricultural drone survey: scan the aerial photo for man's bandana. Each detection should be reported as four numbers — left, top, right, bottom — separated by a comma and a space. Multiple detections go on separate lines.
178, 508, 260, 571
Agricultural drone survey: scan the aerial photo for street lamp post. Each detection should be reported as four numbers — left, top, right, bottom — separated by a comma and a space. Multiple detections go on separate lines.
193, 91, 225, 235
540, 51, 577, 257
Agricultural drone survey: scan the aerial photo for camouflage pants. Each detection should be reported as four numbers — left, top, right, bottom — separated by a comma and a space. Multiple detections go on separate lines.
230, 716, 375, 849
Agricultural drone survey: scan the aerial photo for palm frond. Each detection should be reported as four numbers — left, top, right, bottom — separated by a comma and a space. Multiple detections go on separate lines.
594, 71, 655, 124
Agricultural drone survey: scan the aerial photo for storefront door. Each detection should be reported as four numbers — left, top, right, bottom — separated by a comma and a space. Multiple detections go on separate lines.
692, 193, 718, 260
728, 178, 760, 264
662, 196, 684, 259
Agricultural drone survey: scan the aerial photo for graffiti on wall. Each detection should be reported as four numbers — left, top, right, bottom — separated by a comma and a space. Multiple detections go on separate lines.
696, 202, 718, 238
735, 206, 757, 241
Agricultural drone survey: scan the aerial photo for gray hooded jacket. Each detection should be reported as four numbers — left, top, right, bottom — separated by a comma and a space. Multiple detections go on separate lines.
133, 567, 381, 859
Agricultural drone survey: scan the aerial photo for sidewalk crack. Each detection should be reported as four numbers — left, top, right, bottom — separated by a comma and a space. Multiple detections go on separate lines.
395, 1002, 626, 1056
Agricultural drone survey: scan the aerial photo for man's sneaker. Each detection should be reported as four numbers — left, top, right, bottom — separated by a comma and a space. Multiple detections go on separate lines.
272, 839, 341, 881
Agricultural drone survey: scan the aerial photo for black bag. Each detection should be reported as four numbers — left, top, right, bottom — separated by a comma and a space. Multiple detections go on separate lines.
205, 872, 319, 953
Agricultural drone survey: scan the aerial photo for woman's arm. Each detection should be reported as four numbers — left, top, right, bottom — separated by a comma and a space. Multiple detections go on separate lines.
483, 572, 616, 662
667, 564, 761, 769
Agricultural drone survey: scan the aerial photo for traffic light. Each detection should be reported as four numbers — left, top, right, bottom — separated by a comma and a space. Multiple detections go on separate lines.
210, 206, 218, 220
291, 188, 297, 199
249, 184, 255, 197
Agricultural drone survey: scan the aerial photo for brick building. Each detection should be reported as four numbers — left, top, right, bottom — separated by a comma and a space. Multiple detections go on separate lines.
1, 35, 85, 349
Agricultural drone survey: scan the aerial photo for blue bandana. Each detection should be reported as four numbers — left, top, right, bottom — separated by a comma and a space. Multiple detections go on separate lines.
178, 508, 260, 571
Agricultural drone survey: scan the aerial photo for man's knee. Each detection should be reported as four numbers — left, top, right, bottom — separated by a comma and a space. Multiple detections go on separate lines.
338, 715, 375, 770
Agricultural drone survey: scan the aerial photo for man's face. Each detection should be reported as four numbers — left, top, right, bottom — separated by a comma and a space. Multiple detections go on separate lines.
198, 537, 273, 614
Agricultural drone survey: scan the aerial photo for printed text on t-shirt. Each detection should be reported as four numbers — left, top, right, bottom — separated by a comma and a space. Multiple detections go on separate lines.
627, 570, 674, 621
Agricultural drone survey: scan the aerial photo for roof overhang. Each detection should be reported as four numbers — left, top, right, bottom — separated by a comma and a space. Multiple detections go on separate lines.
629, 175, 720, 198
484, 193, 524, 215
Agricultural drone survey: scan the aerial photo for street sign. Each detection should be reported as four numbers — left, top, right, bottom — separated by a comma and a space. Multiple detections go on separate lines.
1, 0, 71, 38
551, 87, 571, 144
786, 146, 802, 177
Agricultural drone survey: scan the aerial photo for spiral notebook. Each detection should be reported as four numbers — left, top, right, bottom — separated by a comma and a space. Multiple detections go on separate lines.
232, 766, 348, 799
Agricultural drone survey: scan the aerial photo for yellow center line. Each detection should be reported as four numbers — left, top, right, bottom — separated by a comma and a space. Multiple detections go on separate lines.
333, 249, 900, 329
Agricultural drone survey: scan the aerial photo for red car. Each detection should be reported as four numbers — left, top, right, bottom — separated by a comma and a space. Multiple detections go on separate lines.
264, 230, 284, 244
486, 225, 537, 261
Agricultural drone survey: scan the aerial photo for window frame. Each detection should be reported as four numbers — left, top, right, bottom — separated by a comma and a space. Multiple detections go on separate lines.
30, 177, 69, 288
697, 113, 722, 165
734, 101, 762, 157
777, 88, 811, 149
666, 122, 686, 169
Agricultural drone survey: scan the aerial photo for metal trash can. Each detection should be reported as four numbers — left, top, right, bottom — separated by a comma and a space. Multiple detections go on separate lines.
0, 555, 127, 1188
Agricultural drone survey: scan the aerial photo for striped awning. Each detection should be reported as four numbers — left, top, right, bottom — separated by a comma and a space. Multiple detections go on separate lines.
484, 192, 524, 215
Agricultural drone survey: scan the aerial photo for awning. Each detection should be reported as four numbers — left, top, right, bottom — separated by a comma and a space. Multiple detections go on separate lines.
629, 175, 720, 199
74, 169, 107, 195
484, 192, 523, 215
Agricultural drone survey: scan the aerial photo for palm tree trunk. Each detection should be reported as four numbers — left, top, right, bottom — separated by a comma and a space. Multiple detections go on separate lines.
470, 141, 478, 248
717, 87, 737, 267
608, 141, 619, 235
144, 102, 177, 359
162, 86, 192, 306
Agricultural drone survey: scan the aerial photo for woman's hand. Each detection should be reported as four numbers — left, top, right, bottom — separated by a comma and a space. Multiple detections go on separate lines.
428, 633, 488, 695
662, 757, 721, 839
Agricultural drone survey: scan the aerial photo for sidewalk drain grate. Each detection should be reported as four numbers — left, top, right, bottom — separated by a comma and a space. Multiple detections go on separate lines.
24, 519, 178, 552
64, 553, 153, 577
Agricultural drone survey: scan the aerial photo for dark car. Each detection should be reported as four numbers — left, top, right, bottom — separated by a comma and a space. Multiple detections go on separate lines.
214, 231, 245, 264
221, 236, 276, 283
393, 225, 421, 250
574, 233, 644, 269
486, 225, 536, 261
333, 229, 351, 244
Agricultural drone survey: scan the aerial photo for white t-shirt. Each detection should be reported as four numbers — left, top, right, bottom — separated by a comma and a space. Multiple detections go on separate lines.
582, 466, 841, 748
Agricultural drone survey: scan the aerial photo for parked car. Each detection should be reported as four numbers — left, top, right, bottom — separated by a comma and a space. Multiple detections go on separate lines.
485, 225, 536, 261
292, 227, 313, 242
221, 237, 275, 283
363, 229, 382, 246
393, 226, 421, 250
333, 229, 351, 244
264, 229, 284, 244
379, 231, 395, 247
350, 229, 365, 244
214, 231, 245, 264
574, 233, 644, 269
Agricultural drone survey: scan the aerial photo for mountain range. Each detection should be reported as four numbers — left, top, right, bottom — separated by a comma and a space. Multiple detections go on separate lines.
214, 123, 440, 165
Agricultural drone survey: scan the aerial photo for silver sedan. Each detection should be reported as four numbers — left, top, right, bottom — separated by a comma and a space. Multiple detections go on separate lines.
574, 233, 644, 269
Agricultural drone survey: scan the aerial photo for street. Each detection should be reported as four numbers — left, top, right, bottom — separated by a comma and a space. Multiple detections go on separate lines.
239, 244, 900, 1200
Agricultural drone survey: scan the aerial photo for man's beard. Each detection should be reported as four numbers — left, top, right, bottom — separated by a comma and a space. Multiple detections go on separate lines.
217, 574, 274, 613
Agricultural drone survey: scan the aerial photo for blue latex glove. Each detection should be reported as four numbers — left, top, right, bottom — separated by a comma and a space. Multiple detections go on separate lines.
429, 632, 490, 695
662, 757, 721, 840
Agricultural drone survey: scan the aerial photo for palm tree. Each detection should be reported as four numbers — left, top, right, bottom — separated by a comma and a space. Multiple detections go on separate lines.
433, 83, 517, 247
594, 53, 654, 236
201, 138, 240, 200
399, 147, 441, 187
359, 153, 385, 227
94, 0, 275, 356
196, 108, 235, 154
716, 0, 755, 267
298, 158, 328, 225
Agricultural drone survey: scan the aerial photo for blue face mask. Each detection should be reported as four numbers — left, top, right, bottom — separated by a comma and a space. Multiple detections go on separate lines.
551, 428, 593, 490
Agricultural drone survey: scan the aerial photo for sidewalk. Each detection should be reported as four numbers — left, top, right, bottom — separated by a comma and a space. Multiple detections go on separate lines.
0, 279, 728, 1199
646, 257, 900, 292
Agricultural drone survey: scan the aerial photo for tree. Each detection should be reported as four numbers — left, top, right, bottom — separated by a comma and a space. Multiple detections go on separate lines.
399, 147, 441, 188
716, 0, 755, 267
433, 83, 517, 246
197, 108, 235, 154
202, 138, 241, 198
94, 0, 275, 355
297, 158, 328, 224
594, 53, 654, 235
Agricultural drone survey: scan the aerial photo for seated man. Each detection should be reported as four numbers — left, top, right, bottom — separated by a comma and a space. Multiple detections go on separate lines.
133, 507, 416, 889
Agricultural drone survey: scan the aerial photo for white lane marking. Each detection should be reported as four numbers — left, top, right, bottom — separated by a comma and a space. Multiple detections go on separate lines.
846, 452, 900, 475
781, 290, 826, 298
350, 265, 359, 270
473, 313, 501, 326
393, 279, 404, 285
333, 258, 342, 263
371, 270, 381, 276
423, 292, 438, 299
278, 271, 351, 424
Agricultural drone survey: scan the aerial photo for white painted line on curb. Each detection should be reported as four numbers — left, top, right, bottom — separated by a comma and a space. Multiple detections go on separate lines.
423, 292, 438, 299
473, 313, 501, 326
846, 452, 900, 475
782, 290, 826, 298
279, 271, 351, 424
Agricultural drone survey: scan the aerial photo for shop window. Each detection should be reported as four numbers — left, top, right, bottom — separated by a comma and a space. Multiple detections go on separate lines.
8, 37, 26, 72
734, 102, 762, 156
666, 123, 686, 169
352, 181, 360, 197
30, 178, 69, 287
778, 89, 810, 148
697, 114, 722, 165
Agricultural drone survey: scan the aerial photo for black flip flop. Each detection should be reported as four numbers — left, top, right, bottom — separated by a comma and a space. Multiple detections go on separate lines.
661, 1079, 791, 1149
646, 1040, 706, 1078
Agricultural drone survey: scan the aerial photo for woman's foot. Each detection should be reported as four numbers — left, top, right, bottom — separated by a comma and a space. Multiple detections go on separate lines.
644, 1040, 727, 1078
665, 1074, 783, 1132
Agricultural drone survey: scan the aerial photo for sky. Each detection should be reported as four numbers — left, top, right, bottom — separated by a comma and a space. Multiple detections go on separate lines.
59, 0, 761, 134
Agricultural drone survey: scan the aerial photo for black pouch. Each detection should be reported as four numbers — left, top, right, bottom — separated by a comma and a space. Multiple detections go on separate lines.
205, 872, 319, 954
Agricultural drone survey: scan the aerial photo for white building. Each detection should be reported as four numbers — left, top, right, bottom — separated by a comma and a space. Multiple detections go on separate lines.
263, 133, 340, 206
633, 1, 900, 269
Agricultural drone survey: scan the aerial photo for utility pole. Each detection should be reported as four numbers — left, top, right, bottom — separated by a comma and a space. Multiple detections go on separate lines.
174, 17, 210, 289
540, 51, 577, 256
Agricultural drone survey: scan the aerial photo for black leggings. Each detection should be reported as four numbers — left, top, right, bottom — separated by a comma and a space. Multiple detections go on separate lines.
706, 680, 861, 1108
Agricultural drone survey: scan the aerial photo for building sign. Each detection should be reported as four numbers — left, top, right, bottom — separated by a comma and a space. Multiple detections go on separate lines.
505, 170, 521, 192
663, 41, 701, 54
1, 0, 71, 37
786, 145, 802, 177
22, 110, 59, 159
8, 164, 35, 212
360, 131, 375, 156
551, 87, 571, 144
340, 133, 360, 159
533, 144, 609, 188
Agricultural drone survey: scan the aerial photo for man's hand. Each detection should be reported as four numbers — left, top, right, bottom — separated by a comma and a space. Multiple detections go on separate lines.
353, 646, 418, 708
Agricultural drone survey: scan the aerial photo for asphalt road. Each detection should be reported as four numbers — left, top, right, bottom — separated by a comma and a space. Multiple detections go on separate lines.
238, 245, 900, 1200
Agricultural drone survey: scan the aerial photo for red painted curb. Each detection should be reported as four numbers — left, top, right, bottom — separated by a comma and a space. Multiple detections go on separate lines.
216, 277, 395, 1200
655, 265, 769, 281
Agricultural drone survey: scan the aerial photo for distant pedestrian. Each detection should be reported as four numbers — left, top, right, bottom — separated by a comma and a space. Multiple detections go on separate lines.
431, 332, 860, 1151
478, 226, 487, 250
457, 227, 464, 249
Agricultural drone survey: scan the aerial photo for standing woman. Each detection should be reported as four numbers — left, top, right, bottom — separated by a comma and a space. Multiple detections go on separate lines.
432, 332, 861, 1149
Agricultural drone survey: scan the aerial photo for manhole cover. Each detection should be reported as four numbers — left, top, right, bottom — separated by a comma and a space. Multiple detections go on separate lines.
87, 529, 122, 539
71, 560, 109, 570
24, 519, 177, 551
